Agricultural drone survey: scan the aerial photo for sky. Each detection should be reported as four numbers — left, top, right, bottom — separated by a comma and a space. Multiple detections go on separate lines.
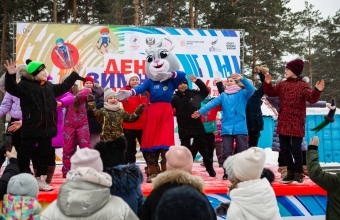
286, 0, 340, 18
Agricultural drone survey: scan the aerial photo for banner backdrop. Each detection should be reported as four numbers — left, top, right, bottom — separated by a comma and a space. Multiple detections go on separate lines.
16, 23, 240, 161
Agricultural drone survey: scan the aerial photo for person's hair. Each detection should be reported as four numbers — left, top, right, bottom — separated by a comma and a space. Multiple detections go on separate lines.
227, 76, 245, 89
228, 177, 242, 192
71, 84, 80, 112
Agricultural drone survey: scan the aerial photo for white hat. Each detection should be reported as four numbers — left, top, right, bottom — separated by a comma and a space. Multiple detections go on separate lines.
233, 147, 266, 182
125, 73, 139, 87
104, 87, 118, 102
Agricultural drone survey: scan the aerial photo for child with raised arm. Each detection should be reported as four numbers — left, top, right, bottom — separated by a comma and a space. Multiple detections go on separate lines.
4, 59, 85, 191
192, 73, 255, 180
263, 58, 324, 184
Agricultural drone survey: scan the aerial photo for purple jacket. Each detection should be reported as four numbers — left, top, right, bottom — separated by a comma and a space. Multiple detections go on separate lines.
0, 92, 21, 119
52, 92, 74, 147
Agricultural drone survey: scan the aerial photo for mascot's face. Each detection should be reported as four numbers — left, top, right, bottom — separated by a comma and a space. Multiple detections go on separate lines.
145, 38, 180, 81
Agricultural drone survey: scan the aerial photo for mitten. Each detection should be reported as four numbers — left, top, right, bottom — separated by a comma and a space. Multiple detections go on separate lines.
134, 104, 146, 116
116, 90, 132, 101
77, 88, 92, 99
87, 94, 95, 102
215, 201, 231, 216
93, 83, 104, 95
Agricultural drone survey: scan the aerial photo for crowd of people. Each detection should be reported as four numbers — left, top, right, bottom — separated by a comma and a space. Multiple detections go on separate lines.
0, 56, 336, 220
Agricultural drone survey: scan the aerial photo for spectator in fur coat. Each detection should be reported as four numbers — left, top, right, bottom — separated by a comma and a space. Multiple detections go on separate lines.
94, 138, 144, 215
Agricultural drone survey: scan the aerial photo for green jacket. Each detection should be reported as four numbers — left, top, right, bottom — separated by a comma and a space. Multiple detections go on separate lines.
307, 145, 340, 220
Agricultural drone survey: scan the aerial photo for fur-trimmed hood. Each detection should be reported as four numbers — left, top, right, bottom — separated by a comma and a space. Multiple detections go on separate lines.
19, 66, 36, 81
104, 164, 143, 193
152, 169, 204, 193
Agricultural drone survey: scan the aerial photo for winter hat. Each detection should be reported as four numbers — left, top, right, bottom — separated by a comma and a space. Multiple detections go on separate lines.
233, 147, 266, 182
26, 59, 46, 76
182, 79, 188, 84
223, 155, 236, 183
7, 173, 39, 198
286, 59, 304, 76
83, 76, 94, 85
155, 185, 215, 220
166, 146, 193, 173
125, 73, 139, 86
94, 137, 127, 167
71, 148, 103, 172
104, 87, 117, 102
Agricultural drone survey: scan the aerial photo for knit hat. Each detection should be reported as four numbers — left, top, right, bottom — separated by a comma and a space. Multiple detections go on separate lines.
83, 76, 94, 85
104, 87, 117, 102
223, 155, 236, 183
233, 147, 266, 182
125, 73, 139, 87
7, 173, 39, 198
71, 148, 103, 172
26, 59, 46, 76
166, 146, 193, 173
94, 137, 127, 167
286, 59, 304, 76
155, 185, 215, 220
182, 79, 188, 84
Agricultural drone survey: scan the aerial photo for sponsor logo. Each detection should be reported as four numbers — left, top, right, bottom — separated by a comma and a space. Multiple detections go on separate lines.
146, 37, 155, 47
180, 40, 186, 47
226, 42, 236, 50
19, 25, 33, 37
181, 40, 204, 49
130, 36, 140, 45
209, 39, 221, 52
163, 86, 168, 91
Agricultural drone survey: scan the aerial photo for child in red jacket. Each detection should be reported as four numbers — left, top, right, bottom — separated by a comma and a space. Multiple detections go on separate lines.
263, 58, 324, 184
121, 73, 149, 164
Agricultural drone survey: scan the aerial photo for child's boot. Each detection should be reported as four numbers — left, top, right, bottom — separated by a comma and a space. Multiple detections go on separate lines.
278, 166, 287, 179
36, 175, 53, 191
279, 170, 294, 184
160, 163, 167, 172
146, 165, 160, 183
292, 172, 304, 184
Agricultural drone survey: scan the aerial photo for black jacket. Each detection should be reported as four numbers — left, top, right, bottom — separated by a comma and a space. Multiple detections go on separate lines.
171, 79, 209, 139
5, 70, 81, 138
0, 158, 20, 199
216, 73, 264, 131
86, 90, 104, 133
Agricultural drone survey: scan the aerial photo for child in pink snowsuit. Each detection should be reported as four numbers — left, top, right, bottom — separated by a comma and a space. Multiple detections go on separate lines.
62, 85, 92, 177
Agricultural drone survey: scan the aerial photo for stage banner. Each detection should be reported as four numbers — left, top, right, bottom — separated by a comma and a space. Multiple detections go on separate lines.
16, 23, 240, 95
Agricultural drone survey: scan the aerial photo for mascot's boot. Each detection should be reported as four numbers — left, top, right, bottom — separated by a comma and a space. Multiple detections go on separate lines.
303, 165, 308, 176
278, 166, 287, 179
46, 165, 56, 184
146, 165, 160, 183
161, 163, 167, 172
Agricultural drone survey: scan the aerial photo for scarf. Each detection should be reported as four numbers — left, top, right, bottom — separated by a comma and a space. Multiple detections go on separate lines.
225, 85, 242, 94
104, 102, 120, 111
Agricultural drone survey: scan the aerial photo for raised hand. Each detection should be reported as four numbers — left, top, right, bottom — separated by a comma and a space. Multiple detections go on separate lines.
231, 73, 243, 81
188, 74, 197, 83
5, 146, 17, 158
309, 136, 319, 146
265, 74, 272, 84
191, 111, 201, 119
116, 90, 132, 101
73, 62, 83, 74
57, 101, 62, 107
135, 103, 146, 115
315, 79, 325, 91
4, 59, 20, 74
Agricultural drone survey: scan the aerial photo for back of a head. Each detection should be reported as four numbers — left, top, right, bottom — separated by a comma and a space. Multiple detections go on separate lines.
155, 185, 215, 220
7, 173, 39, 198
71, 148, 103, 172
166, 146, 193, 173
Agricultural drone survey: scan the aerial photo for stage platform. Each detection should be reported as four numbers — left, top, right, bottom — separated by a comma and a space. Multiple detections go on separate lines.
20, 164, 328, 219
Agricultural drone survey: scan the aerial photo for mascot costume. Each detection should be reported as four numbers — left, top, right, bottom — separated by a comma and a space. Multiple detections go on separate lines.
117, 38, 186, 182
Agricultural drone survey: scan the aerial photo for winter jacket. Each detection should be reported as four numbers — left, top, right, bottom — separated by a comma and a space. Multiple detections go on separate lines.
0, 92, 21, 119
263, 77, 322, 137
1, 194, 41, 220
5, 70, 81, 138
171, 79, 209, 139
104, 164, 144, 215
0, 158, 20, 199
200, 96, 221, 133
64, 88, 92, 129
52, 92, 74, 147
88, 102, 144, 140
227, 178, 281, 220
121, 85, 149, 130
199, 78, 255, 136
40, 167, 138, 220
307, 145, 340, 220
86, 90, 104, 133
246, 73, 264, 131
138, 169, 216, 220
